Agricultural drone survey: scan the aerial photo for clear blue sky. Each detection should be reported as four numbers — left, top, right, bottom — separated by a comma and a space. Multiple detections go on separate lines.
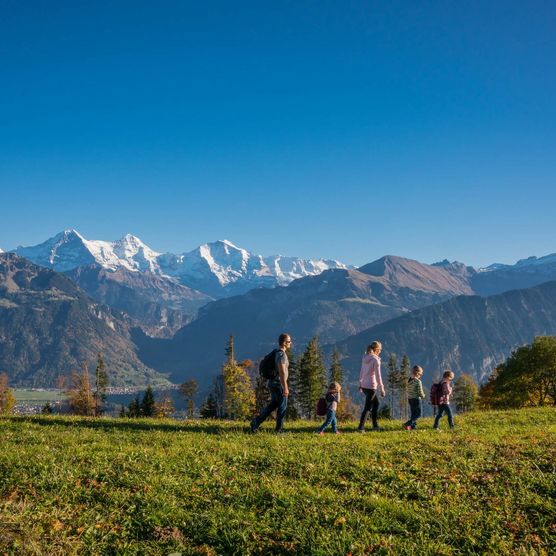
1, 1, 555, 267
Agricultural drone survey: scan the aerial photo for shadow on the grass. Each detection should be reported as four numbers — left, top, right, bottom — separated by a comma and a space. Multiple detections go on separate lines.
7, 415, 441, 435
7, 415, 335, 435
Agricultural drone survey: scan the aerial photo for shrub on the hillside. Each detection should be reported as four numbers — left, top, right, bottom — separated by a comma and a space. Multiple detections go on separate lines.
0, 373, 16, 415
66, 366, 95, 416
480, 336, 556, 408
154, 392, 175, 418
453, 374, 479, 412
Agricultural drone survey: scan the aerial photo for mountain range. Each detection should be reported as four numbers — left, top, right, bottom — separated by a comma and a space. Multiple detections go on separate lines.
0, 253, 168, 388
133, 251, 556, 387
13, 229, 348, 297
333, 279, 556, 386
3, 230, 556, 389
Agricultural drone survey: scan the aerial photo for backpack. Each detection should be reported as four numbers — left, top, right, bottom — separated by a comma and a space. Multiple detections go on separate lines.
316, 397, 328, 417
429, 382, 442, 406
259, 349, 279, 380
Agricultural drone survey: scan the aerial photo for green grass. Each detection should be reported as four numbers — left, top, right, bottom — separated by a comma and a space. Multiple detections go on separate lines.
1, 409, 555, 555
13, 389, 66, 403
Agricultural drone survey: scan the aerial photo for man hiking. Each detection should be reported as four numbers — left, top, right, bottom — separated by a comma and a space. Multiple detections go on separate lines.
250, 333, 291, 433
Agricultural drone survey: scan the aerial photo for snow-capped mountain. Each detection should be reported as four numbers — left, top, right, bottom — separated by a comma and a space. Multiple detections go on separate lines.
158, 239, 349, 296
15, 229, 162, 274
13, 230, 348, 297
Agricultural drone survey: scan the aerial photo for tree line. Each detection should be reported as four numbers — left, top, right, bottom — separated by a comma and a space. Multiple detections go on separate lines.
1, 336, 554, 419
199, 335, 359, 421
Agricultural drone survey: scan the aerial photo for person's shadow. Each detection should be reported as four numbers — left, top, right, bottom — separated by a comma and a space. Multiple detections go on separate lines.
6, 415, 325, 435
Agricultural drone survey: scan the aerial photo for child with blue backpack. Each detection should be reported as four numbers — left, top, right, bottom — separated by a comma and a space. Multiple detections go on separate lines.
317, 382, 342, 435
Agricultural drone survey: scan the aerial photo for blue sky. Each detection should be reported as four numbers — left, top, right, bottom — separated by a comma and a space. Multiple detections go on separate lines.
1, 1, 555, 267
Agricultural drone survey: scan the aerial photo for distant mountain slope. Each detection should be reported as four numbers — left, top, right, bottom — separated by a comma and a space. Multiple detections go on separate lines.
333, 280, 556, 386
471, 253, 556, 296
359, 255, 474, 295
137, 258, 476, 384
0, 253, 169, 387
65, 265, 212, 337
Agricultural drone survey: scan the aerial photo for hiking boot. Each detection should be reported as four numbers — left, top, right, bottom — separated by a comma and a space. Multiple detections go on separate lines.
249, 419, 259, 433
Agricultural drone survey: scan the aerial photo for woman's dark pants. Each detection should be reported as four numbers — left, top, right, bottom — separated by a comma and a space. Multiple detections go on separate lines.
358, 388, 379, 430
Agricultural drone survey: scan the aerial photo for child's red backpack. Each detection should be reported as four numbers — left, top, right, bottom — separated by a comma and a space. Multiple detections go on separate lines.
429, 382, 442, 406
316, 397, 328, 416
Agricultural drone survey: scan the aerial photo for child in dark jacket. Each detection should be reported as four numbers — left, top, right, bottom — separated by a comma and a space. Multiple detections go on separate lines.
433, 370, 455, 430
403, 365, 426, 430
317, 382, 342, 434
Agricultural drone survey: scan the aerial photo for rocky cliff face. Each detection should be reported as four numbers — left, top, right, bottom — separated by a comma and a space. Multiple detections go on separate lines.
65, 265, 212, 337
0, 254, 169, 387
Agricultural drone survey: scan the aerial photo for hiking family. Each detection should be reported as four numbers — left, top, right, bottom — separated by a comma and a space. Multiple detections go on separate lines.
250, 334, 456, 434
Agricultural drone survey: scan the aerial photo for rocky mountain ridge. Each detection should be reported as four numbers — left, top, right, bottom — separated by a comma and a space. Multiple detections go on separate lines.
13, 230, 348, 298
332, 280, 556, 387
0, 253, 169, 388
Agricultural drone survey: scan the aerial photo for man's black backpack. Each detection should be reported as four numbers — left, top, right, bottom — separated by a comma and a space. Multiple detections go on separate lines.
259, 349, 279, 380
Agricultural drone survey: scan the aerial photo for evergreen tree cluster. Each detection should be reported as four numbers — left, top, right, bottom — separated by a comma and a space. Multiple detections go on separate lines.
118, 386, 176, 419
386, 354, 411, 420
199, 336, 357, 421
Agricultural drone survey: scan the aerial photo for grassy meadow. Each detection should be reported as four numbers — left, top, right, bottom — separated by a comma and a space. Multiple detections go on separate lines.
0, 408, 554, 555
13, 389, 66, 403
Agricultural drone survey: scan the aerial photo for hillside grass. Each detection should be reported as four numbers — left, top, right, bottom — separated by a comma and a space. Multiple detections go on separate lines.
13, 389, 66, 403
0, 408, 554, 555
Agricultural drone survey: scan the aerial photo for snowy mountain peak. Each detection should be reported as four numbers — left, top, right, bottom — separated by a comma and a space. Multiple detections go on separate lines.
219, 239, 241, 249
14, 231, 349, 298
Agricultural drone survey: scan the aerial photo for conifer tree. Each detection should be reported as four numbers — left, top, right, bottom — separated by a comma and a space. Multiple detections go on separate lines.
387, 354, 399, 419
285, 348, 301, 419
179, 379, 199, 419
213, 374, 226, 418
297, 337, 327, 419
327, 351, 356, 421
225, 334, 235, 364
127, 396, 141, 418
141, 386, 156, 417
329, 349, 344, 384
200, 391, 218, 418
399, 354, 411, 421
94, 353, 108, 417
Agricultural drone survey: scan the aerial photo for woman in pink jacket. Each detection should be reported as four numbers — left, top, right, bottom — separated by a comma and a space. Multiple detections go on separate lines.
357, 341, 386, 432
